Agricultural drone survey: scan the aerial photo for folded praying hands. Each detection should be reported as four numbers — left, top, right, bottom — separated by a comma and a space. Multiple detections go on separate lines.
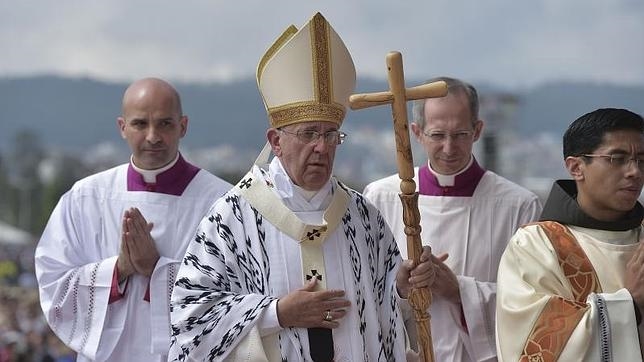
117, 207, 160, 280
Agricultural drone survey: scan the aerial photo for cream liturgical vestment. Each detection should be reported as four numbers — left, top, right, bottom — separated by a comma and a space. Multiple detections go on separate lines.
169, 158, 408, 361
35, 155, 231, 361
364, 159, 542, 362
496, 180, 644, 361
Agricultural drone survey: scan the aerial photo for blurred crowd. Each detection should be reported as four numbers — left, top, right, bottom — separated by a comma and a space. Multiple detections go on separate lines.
0, 244, 76, 362
0, 286, 76, 362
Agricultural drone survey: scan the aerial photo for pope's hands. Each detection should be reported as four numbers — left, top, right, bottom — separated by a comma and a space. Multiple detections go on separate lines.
277, 279, 351, 329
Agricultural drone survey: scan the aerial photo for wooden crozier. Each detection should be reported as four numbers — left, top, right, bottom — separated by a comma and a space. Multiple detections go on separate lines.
349, 51, 447, 362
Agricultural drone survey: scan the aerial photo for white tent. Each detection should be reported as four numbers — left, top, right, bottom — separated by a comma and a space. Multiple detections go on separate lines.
0, 221, 34, 245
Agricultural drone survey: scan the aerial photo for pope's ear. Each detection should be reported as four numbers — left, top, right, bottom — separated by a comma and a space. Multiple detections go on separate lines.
267, 128, 282, 156
565, 156, 585, 180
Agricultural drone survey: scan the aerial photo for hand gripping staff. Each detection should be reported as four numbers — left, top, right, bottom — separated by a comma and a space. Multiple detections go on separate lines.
349, 51, 447, 362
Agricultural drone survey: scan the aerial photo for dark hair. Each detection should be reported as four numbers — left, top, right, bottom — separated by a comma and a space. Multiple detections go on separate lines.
411, 76, 479, 129
563, 108, 644, 158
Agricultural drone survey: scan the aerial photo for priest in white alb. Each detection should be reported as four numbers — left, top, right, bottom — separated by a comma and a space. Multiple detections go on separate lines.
35, 78, 232, 361
364, 77, 542, 361
168, 12, 433, 362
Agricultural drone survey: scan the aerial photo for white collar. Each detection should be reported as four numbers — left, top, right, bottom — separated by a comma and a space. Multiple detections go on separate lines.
428, 155, 473, 187
268, 157, 332, 211
130, 153, 179, 183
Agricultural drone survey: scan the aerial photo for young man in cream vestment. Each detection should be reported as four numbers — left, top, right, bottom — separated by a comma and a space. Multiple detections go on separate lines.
168, 13, 434, 362
496, 108, 644, 361
364, 77, 542, 361
35, 78, 231, 361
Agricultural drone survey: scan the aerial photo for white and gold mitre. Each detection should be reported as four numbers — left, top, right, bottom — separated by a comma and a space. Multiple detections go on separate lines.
256, 12, 356, 129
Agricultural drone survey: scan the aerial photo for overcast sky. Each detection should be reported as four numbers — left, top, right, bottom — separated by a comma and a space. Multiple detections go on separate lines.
2, 1, 643, 90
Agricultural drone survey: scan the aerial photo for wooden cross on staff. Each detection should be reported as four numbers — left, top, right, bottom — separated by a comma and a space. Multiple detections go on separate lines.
349, 51, 447, 362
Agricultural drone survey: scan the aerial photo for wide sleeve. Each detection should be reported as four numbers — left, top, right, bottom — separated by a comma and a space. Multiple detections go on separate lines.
457, 276, 497, 361
377, 204, 406, 331
34, 191, 116, 360
459, 189, 542, 361
495, 226, 642, 361
148, 256, 179, 353
358, 197, 410, 361
168, 194, 276, 361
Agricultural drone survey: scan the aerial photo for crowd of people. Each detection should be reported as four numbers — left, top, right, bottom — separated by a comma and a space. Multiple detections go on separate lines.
0, 285, 75, 362
1, 11, 642, 362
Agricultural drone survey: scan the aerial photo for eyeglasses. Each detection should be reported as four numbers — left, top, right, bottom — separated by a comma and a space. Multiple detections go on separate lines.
422, 130, 474, 143
582, 154, 644, 171
279, 128, 346, 145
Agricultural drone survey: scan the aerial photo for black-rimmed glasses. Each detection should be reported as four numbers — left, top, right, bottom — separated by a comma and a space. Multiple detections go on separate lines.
581, 154, 644, 172
279, 129, 346, 145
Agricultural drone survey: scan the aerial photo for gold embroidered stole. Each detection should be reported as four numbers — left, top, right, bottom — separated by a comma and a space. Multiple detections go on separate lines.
236, 170, 349, 291
520, 221, 602, 362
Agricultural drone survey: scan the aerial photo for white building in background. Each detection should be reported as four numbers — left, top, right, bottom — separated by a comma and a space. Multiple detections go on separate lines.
477, 92, 566, 202
0, 220, 33, 246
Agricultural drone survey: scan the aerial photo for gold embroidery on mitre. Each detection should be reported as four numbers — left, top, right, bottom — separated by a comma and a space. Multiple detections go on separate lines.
269, 101, 345, 128
310, 13, 331, 105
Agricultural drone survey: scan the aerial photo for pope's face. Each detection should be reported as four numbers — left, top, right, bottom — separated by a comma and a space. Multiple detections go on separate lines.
268, 121, 340, 191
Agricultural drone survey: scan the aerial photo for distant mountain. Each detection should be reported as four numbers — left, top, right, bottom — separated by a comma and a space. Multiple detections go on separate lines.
1, 75, 643, 191
0, 75, 402, 153
0, 76, 269, 153
518, 81, 644, 138
2, 76, 643, 154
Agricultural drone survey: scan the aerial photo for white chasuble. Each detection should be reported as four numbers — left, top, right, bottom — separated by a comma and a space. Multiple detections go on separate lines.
169, 158, 407, 361
496, 223, 644, 361
35, 163, 230, 361
364, 168, 542, 362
